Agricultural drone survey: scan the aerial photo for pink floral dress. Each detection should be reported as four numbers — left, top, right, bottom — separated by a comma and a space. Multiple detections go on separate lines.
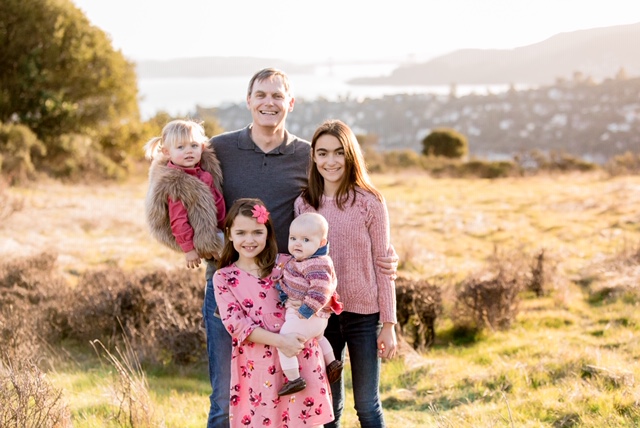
213, 256, 334, 428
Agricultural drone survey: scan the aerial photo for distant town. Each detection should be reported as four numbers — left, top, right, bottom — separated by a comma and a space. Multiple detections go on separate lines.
198, 72, 640, 163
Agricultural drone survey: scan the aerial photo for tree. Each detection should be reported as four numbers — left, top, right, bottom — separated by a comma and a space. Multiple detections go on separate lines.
421, 128, 469, 159
0, 0, 140, 178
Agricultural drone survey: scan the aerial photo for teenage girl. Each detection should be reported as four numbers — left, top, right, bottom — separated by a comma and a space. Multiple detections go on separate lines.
144, 119, 225, 268
213, 198, 334, 428
294, 119, 398, 428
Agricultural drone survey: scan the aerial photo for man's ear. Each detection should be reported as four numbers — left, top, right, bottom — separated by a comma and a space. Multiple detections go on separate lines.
288, 96, 295, 112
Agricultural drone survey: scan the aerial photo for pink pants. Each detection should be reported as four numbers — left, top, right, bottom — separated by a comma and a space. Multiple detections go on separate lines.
278, 307, 331, 373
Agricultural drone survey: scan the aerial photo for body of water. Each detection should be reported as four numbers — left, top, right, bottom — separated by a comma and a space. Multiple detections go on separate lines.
138, 63, 513, 119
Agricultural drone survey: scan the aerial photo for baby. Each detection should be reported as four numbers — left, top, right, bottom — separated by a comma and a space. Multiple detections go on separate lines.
276, 212, 344, 396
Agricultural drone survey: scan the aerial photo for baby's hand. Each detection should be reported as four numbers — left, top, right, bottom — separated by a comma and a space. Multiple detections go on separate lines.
185, 250, 201, 269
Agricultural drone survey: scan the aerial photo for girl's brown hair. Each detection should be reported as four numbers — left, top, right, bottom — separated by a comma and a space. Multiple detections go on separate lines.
301, 119, 382, 210
217, 198, 277, 278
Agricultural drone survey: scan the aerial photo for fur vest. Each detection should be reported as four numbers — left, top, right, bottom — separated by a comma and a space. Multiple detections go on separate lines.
145, 148, 224, 256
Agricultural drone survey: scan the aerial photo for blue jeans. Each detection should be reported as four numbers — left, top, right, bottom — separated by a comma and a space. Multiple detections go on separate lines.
203, 278, 232, 428
324, 311, 385, 428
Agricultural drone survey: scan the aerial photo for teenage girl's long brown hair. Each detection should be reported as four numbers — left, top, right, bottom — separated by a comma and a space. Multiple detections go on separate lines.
301, 119, 382, 210
217, 198, 277, 278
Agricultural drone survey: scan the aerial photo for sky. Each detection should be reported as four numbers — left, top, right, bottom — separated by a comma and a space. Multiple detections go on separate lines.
71, 0, 640, 64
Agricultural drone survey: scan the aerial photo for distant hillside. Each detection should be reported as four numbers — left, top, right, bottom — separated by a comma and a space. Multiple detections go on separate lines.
350, 22, 640, 86
136, 57, 314, 79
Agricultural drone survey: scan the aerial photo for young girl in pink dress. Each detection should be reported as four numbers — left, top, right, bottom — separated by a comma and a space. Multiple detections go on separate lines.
213, 198, 334, 428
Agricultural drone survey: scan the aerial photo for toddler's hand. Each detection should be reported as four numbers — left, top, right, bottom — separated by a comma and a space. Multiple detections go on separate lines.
185, 250, 201, 269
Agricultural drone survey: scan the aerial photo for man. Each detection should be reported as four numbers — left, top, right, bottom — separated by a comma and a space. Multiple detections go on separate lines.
203, 68, 397, 427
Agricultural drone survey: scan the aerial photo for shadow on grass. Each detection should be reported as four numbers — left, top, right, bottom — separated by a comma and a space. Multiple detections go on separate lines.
433, 325, 485, 348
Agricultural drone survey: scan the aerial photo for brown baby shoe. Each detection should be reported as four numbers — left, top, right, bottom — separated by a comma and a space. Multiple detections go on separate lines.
326, 360, 344, 384
277, 377, 307, 396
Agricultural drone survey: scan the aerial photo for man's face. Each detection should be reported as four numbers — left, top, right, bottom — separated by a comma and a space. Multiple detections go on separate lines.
246, 76, 294, 130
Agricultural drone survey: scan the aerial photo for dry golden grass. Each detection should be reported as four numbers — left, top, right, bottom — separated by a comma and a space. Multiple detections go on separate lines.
379, 171, 640, 281
1, 176, 183, 282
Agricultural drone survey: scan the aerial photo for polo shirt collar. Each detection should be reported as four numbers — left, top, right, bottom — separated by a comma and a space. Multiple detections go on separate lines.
238, 125, 296, 155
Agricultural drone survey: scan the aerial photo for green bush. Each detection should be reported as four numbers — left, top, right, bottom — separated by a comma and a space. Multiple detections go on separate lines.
422, 128, 469, 159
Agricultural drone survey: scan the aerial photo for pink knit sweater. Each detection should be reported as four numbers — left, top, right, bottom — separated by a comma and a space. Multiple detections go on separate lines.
280, 254, 337, 319
294, 188, 397, 324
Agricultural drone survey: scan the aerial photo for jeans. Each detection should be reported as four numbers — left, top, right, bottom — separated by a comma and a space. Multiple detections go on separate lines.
203, 278, 232, 428
324, 311, 385, 428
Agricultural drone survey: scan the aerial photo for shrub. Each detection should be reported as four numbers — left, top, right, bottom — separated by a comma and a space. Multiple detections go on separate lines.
452, 245, 565, 330
453, 271, 522, 332
422, 128, 468, 159
38, 133, 129, 181
395, 276, 443, 350
58, 268, 152, 342
515, 150, 597, 173
57, 267, 206, 365
0, 122, 46, 184
0, 357, 71, 427
605, 151, 640, 176
525, 248, 560, 297
0, 251, 66, 359
458, 159, 518, 178
0, 250, 207, 366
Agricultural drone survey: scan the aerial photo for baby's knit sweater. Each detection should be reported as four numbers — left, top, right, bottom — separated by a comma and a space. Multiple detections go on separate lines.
294, 188, 397, 324
280, 254, 337, 319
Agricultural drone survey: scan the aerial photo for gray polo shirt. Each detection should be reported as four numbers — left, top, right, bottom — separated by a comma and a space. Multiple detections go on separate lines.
206, 125, 311, 279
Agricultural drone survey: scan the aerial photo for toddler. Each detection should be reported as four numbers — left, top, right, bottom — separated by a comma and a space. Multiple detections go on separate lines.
144, 119, 225, 268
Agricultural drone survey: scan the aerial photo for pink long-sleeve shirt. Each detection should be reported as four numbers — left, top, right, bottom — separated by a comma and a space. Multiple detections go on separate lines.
294, 188, 397, 324
167, 161, 225, 253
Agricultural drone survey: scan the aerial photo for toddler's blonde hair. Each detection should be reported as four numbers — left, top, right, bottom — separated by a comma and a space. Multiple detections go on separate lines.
143, 119, 209, 160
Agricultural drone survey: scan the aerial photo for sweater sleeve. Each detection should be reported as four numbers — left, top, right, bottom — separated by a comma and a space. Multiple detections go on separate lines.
299, 260, 334, 319
168, 196, 195, 252
365, 196, 397, 324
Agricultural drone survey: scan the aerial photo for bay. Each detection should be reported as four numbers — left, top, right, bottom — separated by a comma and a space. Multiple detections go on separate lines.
137, 63, 513, 119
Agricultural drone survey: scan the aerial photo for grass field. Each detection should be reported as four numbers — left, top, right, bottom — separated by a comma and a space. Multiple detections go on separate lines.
3, 171, 640, 427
